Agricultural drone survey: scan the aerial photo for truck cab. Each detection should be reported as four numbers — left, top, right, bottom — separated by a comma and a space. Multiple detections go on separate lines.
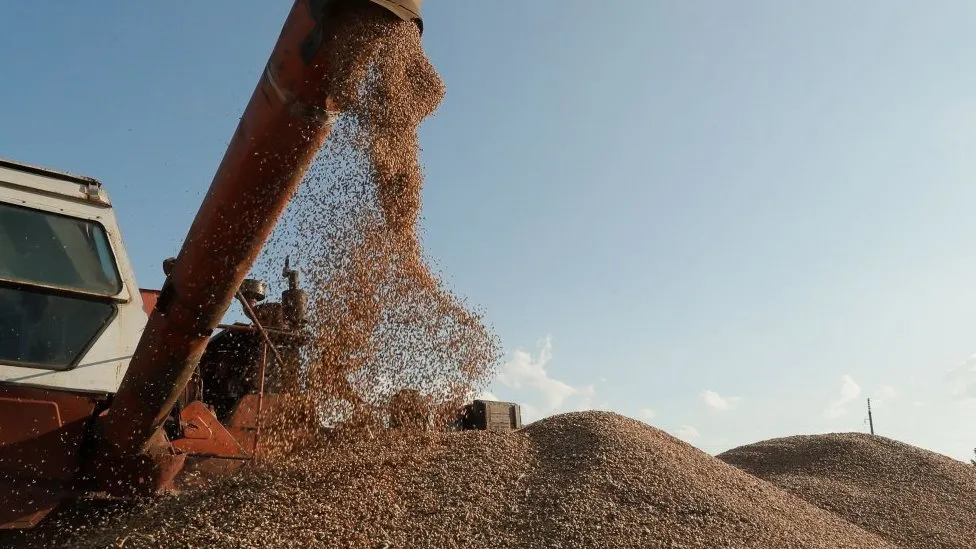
0, 158, 148, 394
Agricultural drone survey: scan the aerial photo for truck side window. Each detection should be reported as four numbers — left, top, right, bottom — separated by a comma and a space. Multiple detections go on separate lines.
0, 203, 122, 295
0, 286, 115, 370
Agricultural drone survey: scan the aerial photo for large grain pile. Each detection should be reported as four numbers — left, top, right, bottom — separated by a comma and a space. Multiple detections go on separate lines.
6, 412, 901, 549
719, 433, 976, 549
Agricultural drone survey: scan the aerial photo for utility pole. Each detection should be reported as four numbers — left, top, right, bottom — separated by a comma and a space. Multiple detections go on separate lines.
866, 398, 875, 435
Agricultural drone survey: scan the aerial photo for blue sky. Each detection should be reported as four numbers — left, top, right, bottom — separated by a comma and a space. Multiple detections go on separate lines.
3, 1, 976, 460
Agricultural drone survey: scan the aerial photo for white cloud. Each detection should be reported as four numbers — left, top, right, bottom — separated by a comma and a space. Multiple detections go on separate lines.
673, 425, 701, 441
875, 385, 898, 401
476, 391, 499, 402
493, 336, 596, 422
824, 375, 861, 419
573, 393, 595, 412
638, 408, 656, 422
578, 400, 613, 413
868, 385, 899, 409
700, 389, 741, 411
948, 354, 976, 399
519, 402, 542, 424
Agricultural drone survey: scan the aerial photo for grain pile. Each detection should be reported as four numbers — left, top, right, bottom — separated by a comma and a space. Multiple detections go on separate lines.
254, 0, 500, 447
719, 433, 976, 549
6, 412, 902, 549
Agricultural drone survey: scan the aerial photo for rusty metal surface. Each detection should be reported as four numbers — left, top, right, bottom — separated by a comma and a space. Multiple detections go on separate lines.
138, 288, 160, 317
226, 393, 286, 454
86, 429, 185, 498
0, 398, 62, 444
227, 394, 285, 430
0, 385, 102, 481
0, 385, 105, 530
170, 401, 248, 459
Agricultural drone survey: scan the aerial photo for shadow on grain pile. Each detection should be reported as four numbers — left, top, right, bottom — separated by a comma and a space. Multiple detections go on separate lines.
14, 412, 903, 549
719, 433, 976, 549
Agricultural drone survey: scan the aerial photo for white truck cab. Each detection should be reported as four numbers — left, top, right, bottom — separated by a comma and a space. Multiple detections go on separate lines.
0, 158, 149, 394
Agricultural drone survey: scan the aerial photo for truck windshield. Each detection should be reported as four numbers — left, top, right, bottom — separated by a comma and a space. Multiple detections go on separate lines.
0, 286, 115, 370
0, 202, 122, 295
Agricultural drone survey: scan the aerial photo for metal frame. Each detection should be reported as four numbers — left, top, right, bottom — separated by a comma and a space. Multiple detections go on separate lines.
233, 291, 293, 453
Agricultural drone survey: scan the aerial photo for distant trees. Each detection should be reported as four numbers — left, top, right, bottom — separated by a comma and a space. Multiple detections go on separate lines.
971, 448, 976, 466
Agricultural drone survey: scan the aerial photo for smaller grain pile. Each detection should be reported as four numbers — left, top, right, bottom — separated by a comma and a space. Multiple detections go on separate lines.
719, 433, 976, 549
25, 412, 901, 549
506, 413, 895, 549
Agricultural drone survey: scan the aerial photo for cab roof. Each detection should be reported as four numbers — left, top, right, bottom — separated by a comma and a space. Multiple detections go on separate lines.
0, 157, 110, 206
0, 157, 101, 186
